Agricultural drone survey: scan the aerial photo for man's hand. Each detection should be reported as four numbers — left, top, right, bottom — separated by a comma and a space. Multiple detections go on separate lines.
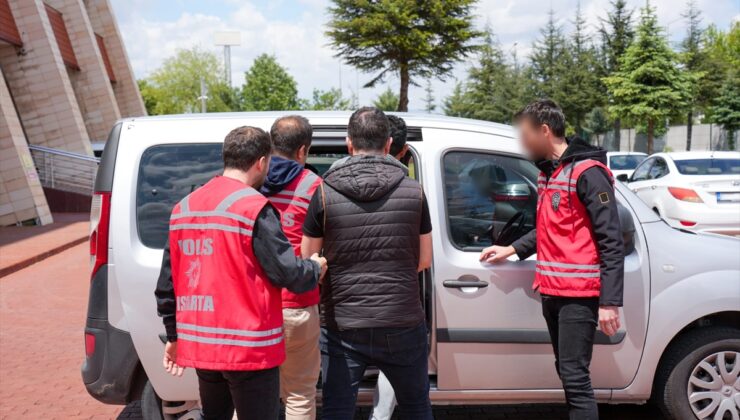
599, 306, 621, 337
479, 245, 516, 264
310, 253, 328, 281
163, 341, 185, 377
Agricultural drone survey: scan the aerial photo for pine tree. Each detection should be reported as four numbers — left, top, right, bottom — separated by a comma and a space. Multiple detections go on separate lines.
709, 73, 740, 150
530, 9, 568, 101
242, 54, 300, 111
680, 0, 707, 150
603, 2, 692, 154
465, 26, 517, 123
443, 82, 473, 118
423, 80, 436, 113
598, 0, 634, 149
373, 87, 400, 112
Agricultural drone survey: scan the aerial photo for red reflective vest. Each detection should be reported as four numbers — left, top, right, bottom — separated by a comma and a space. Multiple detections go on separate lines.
169, 176, 285, 371
267, 169, 322, 308
534, 159, 614, 298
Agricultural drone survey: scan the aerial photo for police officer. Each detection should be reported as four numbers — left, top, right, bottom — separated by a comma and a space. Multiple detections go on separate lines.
260, 115, 323, 420
481, 100, 624, 420
155, 126, 327, 420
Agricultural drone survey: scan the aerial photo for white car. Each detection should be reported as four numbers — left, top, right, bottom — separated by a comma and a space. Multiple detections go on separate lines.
626, 151, 740, 236
607, 152, 647, 179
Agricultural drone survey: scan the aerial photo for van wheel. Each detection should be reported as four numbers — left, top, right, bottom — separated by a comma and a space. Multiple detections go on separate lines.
654, 327, 740, 420
141, 381, 201, 420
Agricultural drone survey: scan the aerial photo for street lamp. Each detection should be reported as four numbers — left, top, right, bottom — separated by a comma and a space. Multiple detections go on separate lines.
214, 31, 241, 86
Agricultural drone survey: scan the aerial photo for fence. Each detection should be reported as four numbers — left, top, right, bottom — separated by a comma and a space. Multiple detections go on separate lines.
28, 145, 99, 196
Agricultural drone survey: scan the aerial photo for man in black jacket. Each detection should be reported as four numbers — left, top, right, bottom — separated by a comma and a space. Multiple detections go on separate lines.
481, 100, 623, 420
302, 107, 433, 420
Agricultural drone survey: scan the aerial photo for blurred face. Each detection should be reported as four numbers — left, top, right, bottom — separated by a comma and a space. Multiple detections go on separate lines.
516, 117, 551, 161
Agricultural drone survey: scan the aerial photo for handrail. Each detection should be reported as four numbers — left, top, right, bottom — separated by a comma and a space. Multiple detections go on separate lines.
27, 144, 100, 163
28, 144, 99, 196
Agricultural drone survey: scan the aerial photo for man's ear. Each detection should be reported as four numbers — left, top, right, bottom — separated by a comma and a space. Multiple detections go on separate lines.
346, 137, 354, 156
384, 137, 392, 155
297, 145, 309, 164
257, 155, 269, 172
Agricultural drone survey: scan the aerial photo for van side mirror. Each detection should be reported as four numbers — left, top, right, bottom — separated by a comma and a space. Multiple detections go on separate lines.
617, 203, 636, 256
616, 174, 629, 183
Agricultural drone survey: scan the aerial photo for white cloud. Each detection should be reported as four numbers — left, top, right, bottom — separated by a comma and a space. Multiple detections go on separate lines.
112, 0, 739, 112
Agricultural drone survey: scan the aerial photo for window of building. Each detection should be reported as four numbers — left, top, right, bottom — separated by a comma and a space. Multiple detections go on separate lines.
45, 4, 79, 70
0, 0, 22, 46
95, 33, 116, 82
136, 144, 223, 249
443, 151, 538, 250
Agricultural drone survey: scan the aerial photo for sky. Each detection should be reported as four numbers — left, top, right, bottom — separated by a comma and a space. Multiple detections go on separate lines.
110, 0, 739, 112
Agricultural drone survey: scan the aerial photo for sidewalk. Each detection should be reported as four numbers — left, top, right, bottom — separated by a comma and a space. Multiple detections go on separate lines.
0, 213, 89, 278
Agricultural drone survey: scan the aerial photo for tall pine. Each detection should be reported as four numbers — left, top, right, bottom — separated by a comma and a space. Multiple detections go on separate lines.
680, 0, 707, 150
598, 0, 634, 150
530, 9, 568, 102
603, 2, 692, 154
466, 26, 517, 123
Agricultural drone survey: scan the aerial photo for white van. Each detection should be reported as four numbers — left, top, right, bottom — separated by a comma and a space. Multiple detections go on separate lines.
82, 112, 740, 420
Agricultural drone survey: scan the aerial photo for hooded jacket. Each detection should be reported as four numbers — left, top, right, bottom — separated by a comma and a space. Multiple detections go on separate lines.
319, 155, 426, 329
512, 137, 624, 306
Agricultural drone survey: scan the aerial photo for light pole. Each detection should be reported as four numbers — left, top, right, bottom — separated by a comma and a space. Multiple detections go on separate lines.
214, 31, 241, 86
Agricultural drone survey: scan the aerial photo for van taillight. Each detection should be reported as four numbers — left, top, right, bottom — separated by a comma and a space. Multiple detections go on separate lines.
90, 192, 111, 278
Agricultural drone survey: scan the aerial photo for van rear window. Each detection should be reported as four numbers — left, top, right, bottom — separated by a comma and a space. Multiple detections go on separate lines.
136, 144, 223, 248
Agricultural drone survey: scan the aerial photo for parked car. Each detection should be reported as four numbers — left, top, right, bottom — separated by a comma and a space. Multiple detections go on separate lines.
607, 151, 648, 179
624, 151, 740, 236
82, 113, 740, 420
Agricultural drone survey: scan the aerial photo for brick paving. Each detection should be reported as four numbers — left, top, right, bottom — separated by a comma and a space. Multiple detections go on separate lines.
0, 241, 664, 420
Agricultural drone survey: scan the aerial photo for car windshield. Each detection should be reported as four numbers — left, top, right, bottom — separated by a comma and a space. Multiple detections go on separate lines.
610, 155, 646, 170
674, 158, 740, 175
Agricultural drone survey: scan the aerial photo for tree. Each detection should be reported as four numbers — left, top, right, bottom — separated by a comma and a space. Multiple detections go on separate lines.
603, 2, 692, 154
242, 54, 300, 111
598, 0, 634, 150
326, 0, 481, 111
530, 9, 568, 101
373, 87, 400, 112
443, 82, 473, 118
423, 80, 436, 113
142, 47, 236, 115
464, 26, 517, 123
559, 2, 603, 136
305, 88, 352, 111
680, 0, 707, 150
703, 22, 740, 126
583, 107, 611, 145
708, 74, 739, 150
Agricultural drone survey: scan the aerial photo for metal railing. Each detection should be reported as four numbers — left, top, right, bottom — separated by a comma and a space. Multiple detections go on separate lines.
28, 145, 100, 196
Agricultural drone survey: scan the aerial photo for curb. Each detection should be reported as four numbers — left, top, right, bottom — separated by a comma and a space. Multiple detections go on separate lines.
0, 235, 88, 278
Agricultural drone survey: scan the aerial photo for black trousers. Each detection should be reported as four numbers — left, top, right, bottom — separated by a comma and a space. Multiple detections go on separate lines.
541, 295, 600, 420
196, 367, 280, 420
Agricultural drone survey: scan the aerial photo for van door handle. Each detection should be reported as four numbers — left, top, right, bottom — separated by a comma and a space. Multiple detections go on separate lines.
443, 279, 488, 288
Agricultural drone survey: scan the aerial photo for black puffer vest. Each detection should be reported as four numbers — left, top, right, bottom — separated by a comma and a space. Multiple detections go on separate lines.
321, 155, 425, 329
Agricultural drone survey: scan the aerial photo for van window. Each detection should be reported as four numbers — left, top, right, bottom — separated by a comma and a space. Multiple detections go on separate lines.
137, 144, 223, 248
443, 151, 538, 250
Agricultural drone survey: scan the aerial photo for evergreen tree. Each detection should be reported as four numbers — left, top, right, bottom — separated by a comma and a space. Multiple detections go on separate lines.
373, 87, 401, 112
598, 0, 634, 149
465, 26, 517, 123
443, 82, 473, 118
530, 9, 568, 101
560, 2, 603, 137
709, 74, 739, 150
242, 54, 300, 111
603, 2, 692, 154
680, 0, 707, 150
423, 80, 436, 113
326, 0, 481, 111
306, 88, 352, 110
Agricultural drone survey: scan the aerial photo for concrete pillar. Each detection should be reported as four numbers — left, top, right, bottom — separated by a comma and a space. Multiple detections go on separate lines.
84, 0, 146, 118
0, 0, 91, 155
47, 0, 121, 142
0, 69, 53, 226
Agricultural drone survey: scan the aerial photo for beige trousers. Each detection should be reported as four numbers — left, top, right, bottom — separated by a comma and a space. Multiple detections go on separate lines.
280, 305, 321, 420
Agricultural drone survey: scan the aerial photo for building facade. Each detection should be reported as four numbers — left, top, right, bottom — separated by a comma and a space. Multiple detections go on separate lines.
0, 0, 144, 226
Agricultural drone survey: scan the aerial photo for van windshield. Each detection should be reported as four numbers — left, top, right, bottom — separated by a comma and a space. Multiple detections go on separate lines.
136, 144, 223, 249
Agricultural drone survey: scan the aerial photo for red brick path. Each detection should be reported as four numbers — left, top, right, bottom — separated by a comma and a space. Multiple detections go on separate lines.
0, 243, 120, 419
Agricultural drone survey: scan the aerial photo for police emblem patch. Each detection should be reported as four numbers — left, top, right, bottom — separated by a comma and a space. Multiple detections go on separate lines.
186, 259, 201, 289
551, 191, 561, 211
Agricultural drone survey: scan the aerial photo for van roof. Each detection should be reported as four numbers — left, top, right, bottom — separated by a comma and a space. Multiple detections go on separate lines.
118, 111, 515, 137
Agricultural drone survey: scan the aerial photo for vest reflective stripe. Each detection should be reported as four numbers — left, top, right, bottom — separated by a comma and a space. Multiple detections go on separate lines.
215, 188, 260, 211
537, 260, 600, 270
178, 322, 282, 337
180, 195, 190, 212
178, 333, 284, 347
171, 210, 255, 226
268, 196, 310, 208
292, 171, 320, 199
536, 268, 601, 278
170, 222, 253, 236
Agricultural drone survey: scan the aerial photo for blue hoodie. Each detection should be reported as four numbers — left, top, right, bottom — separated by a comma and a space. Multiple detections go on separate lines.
260, 156, 304, 197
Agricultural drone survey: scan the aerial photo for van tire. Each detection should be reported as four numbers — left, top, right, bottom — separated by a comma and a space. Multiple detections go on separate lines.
653, 327, 740, 420
141, 381, 164, 420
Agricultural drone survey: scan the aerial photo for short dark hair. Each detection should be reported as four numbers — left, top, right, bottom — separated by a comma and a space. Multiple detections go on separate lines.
270, 115, 313, 157
347, 107, 390, 151
222, 126, 272, 171
387, 115, 408, 157
515, 99, 566, 138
